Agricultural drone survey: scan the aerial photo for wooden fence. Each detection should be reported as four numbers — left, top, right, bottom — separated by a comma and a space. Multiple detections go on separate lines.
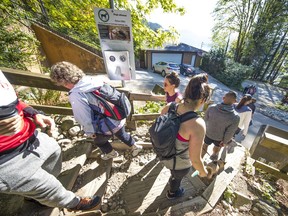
0, 67, 165, 130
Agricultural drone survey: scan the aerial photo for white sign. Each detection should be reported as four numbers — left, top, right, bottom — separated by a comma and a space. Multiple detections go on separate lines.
94, 8, 136, 80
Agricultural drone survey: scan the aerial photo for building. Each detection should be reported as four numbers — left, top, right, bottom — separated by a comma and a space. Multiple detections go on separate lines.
140, 43, 207, 70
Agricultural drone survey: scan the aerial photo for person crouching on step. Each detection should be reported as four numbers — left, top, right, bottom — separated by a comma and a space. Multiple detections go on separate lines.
50, 62, 142, 160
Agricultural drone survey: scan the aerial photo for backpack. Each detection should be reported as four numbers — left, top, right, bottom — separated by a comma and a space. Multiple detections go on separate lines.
149, 102, 198, 166
91, 83, 131, 120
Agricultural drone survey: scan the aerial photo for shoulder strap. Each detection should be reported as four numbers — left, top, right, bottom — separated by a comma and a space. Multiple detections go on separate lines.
168, 102, 177, 113
179, 111, 198, 123
168, 102, 198, 122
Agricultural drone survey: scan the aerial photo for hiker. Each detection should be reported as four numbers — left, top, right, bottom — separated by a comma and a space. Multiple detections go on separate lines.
234, 94, 252, 138
0, 70, 101, 211
247, 98, 256, 126
50, 61, 142, 160
159, 73, 210, 199
201, 91, 240, 160
164, 72, 183, 103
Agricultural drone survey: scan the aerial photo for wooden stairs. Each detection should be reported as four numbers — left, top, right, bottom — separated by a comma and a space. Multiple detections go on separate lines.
9, 140, 245, 216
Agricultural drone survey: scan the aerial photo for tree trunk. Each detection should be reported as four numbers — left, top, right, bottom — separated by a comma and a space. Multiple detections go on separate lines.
267, 40, 287, 80
260, 30, 287, 81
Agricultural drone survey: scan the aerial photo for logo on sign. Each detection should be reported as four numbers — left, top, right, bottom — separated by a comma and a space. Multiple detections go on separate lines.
98, 9, 109, 22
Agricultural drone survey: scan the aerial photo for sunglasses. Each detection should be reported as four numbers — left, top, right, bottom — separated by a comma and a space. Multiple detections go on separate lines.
164, 82, 169, 87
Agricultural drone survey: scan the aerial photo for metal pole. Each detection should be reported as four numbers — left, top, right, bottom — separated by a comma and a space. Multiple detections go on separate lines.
109, 0, 126, 87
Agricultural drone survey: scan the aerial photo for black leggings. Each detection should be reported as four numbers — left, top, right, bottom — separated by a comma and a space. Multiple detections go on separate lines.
169, 167, 190, 193
93, 126, 135, 154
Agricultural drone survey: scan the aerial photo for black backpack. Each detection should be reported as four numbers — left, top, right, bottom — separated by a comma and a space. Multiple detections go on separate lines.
149, 102, 198, 165
91, 83, 131, 120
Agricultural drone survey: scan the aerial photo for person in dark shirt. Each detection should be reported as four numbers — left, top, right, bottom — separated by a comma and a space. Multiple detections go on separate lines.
247, 98, 256, 126
164, 72, 183, 103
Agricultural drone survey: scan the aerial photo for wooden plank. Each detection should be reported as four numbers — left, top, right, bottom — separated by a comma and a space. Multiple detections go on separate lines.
129, 92, 166, 102
132, 113, 160, 121
279, 157, 288, 173
260, 132, 288, 155
74, 159, 112, 198
166, 196, 212, 216
202, 145, 245, 207
111, 141, 152, 150
1, 67, 69, 91
59, 142, 93, 190
253, 160, 288, 181
30, 104, 73, 115
249, 124, 267, 159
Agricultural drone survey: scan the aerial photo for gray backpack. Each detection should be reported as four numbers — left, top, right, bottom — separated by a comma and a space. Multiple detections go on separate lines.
149, 102, 198, 166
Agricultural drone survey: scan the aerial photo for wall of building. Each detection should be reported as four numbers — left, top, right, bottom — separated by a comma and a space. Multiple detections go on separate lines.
31, 24, 105, 74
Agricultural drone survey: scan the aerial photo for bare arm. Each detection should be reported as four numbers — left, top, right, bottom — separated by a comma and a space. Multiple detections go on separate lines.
188, 118, 208, 177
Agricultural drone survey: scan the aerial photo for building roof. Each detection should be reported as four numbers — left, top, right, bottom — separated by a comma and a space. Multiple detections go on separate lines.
144, 43, 207, 53
165, 43, 206, 53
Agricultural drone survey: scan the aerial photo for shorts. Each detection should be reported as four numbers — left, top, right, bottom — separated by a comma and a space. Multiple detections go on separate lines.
204, 135, 222, 147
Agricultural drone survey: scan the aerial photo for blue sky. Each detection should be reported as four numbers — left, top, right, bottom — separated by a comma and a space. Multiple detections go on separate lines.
148, 0, 218, 51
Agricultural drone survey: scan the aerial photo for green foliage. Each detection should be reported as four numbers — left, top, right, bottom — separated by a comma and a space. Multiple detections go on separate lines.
201, 48, 253, 88
135, 101, 165, 114
223, 186, 236, 204
222, 59, 253, 88
259, 179, 279, 206
275, 103, 288, 112
17, 87, 70, 107
0, 16, 40, 70
200, 49, 226, 75
212, 0, 288, 83
0, 0, 185, 60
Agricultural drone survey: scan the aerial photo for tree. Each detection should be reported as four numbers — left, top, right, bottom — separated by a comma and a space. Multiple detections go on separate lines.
212, 0, 288, 83
0, 0, 185, 64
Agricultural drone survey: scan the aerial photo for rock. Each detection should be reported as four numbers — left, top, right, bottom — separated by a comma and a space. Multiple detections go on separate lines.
101, 204, 109, 212
60, 117, 75, 131
118, 208, 126, 215
251, 199, 279, 216
222, 200, 230, 209
110, 202, 117, 210
68, 125, 81, 137
233, 191, 253, 209
57, 138, 72, 146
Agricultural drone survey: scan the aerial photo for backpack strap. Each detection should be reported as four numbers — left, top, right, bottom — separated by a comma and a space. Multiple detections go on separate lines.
168, 102, 178, 113
179, 111, 198, 123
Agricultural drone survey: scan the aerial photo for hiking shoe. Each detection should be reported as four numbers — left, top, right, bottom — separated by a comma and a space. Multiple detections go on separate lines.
166, 187, 185, 200
68, 195, 101, 211
101, 149, 119, 160
131, 144, 143, 157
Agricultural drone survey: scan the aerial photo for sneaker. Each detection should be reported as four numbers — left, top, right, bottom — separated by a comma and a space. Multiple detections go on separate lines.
166, 187, 185, 200
131, 144, 143, 157
68, 195, 101, 211
101, 149, 119, 160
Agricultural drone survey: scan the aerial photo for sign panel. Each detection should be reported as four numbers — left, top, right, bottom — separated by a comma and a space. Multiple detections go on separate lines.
94, 8, 136, 80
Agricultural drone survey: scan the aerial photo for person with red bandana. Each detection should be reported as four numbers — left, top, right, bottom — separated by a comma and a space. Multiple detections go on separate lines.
0, 70, 101, 212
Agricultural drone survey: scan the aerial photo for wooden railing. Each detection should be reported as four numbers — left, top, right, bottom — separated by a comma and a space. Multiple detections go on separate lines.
1, 67, 165, 130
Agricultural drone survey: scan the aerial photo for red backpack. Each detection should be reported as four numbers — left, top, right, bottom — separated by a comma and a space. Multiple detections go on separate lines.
91, 84, 131, 120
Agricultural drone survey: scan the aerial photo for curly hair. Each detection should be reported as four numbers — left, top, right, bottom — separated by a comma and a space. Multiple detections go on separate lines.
50, 61, 85, 85
165, 71, 180, 88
